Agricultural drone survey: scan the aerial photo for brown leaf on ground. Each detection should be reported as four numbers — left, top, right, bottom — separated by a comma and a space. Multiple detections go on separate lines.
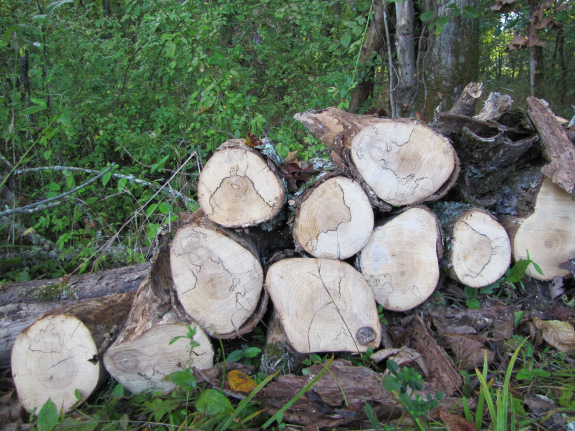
446, 334, 494, 371
227, 369, 257, 394
524, 394, 567, 431
533, 317, 575, 353
440, 410, 478, 431
285, 151, 299, 164
370, 347, 428, 376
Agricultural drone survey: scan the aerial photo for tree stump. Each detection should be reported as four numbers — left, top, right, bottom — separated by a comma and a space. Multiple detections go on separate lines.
197, 139, 285, 227
104, 247, 214, 393
265, 258, 380, 353
170, 211, 266, 337
11, 292, 135, 414
432, 203, 511, 287
293, 175, 373, 259
360, 207, 442, 311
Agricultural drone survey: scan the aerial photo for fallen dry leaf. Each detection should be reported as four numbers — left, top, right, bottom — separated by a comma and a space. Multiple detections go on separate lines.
446, 334, 494, 371
440, 410, 478, 431
533, 317, 575, 353
227, 369, 257, 394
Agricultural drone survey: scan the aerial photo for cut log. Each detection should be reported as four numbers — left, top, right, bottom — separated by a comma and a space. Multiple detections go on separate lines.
0, 263, 148, 368
170, 210, 266, 337
448, 82, 483, 116
473, 92, 513, 122
432, 203, 511, 288
293, 175, 373, 259
360, 207, 442, 311
350, 119, 458, 206
197, 139, 285, 227
502, 177, 575, 280
104, 246, 214, 394
265, 258, 381, 353
527, 97, 575, 196
11, 292, 135, 414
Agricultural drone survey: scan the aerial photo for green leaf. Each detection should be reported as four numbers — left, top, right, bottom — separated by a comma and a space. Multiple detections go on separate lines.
167, 369, 197, 390
420, 10, 434, 21
158, 202, 172, 214
151, 155, 169, 174
364, 402, 381, 431
506, 259, 531, 283
146, 203, 158, 218
463, 6, 479, 18
326, 42, 340, 52
117, 178, 127, 191
102, 170, 112, 187
110, 383, 124, 398
37, 398, 59, 431
340, 34, 352, 48
466, 298, 480, 309
195, 389, 233, 415
514, 311, 525, 327
21, 105, 46, 116
43, 150, 52, 160
226, 350, 245, 362
47, 0, 74, 15
244, 347, 261, 358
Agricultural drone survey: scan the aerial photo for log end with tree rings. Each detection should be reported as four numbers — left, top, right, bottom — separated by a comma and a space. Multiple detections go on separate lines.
265, 258, 381, 354
511, 178, 575, 280
360, 207, 441, 312
170, 225, 264, 336
11, 314, 105, 414
449, 209, 511, 288
197, 143, 285, 227
294, 176, 374, 259
350, 120, 456, 206
104, 322, 213, 394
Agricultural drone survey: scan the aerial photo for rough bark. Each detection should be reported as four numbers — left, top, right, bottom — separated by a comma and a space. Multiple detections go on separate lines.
293, 175, 374, 259
431, 202, 511, 287
394, 0, 417, 117
360, 206, 442, 311
0, 263, 148, 367
474, 92, 513, 122
197, 139, 285, 227
448, 82, 483, 117
104, 246, 214, 394
527, 97, 575, 196
11, 292, 135, 414
170, 210, 267, 338
265, 258, 381, 353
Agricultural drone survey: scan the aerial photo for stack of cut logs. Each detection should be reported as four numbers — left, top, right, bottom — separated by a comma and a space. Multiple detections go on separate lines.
9, 86, 575, 415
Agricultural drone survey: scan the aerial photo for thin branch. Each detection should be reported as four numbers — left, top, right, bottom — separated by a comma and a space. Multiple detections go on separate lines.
0, 164, 116, 219
0, 152, 14, 169
13, 164, 197, 205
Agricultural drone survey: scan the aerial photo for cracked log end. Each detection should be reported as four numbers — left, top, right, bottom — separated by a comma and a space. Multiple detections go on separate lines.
12, 315, 103, 414
265, 258, 381, 353
197, 142, 285, 227
294, 176, 374, 259
170, 225, 264, 336
350, 120, 456, 206
104, 322, 213, 394
360, 207, 440, 311
510, 178, 575, 280
449, 209, 511, 288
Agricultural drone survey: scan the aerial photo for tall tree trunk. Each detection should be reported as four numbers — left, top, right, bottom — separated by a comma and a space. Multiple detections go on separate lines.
348, 0, 384, 113
420, 0, 480, 119
530, 45, 544, 97
394, 0, 416, 117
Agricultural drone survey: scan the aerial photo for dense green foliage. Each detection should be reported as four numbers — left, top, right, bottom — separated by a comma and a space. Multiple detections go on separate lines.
1, 0, 573, 282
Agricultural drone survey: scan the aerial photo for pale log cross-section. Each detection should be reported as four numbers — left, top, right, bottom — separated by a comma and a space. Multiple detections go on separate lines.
197, 141, 285, 227
511, 178, 575, 280
351, 120, 456, 206
360, 207, 441, 311
265, 258, 381, 353
170, 225, 264, 336
294, 176, 374, 259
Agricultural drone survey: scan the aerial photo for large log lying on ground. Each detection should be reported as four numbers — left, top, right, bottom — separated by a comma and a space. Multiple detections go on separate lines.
360, 207, 442, 311
170, 210, 267, 338
104, 245, 214, 394
197, 139, 285, 227
11, 292, 135, 414
0, 263, 148, 367
265, 258, 381, 353
293, 175, 374, 259
432, 203, 511, 288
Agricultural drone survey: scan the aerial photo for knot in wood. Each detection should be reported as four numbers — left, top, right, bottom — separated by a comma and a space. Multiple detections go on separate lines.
356, 326, 376, 345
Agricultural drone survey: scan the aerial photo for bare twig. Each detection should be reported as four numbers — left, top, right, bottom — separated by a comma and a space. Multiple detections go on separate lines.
0, 164, 116, 219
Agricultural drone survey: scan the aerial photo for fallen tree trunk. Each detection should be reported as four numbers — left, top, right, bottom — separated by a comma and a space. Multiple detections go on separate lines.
431, 203, 511, 288
11, 291, 135, 414
197, 139, 286, 227
265, 258, 381, 353
104, 245, 214, 394
360, 206, 442, 311
0, 263, 148, 367
170, 210, 267, 338
293, 174, 374, 259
